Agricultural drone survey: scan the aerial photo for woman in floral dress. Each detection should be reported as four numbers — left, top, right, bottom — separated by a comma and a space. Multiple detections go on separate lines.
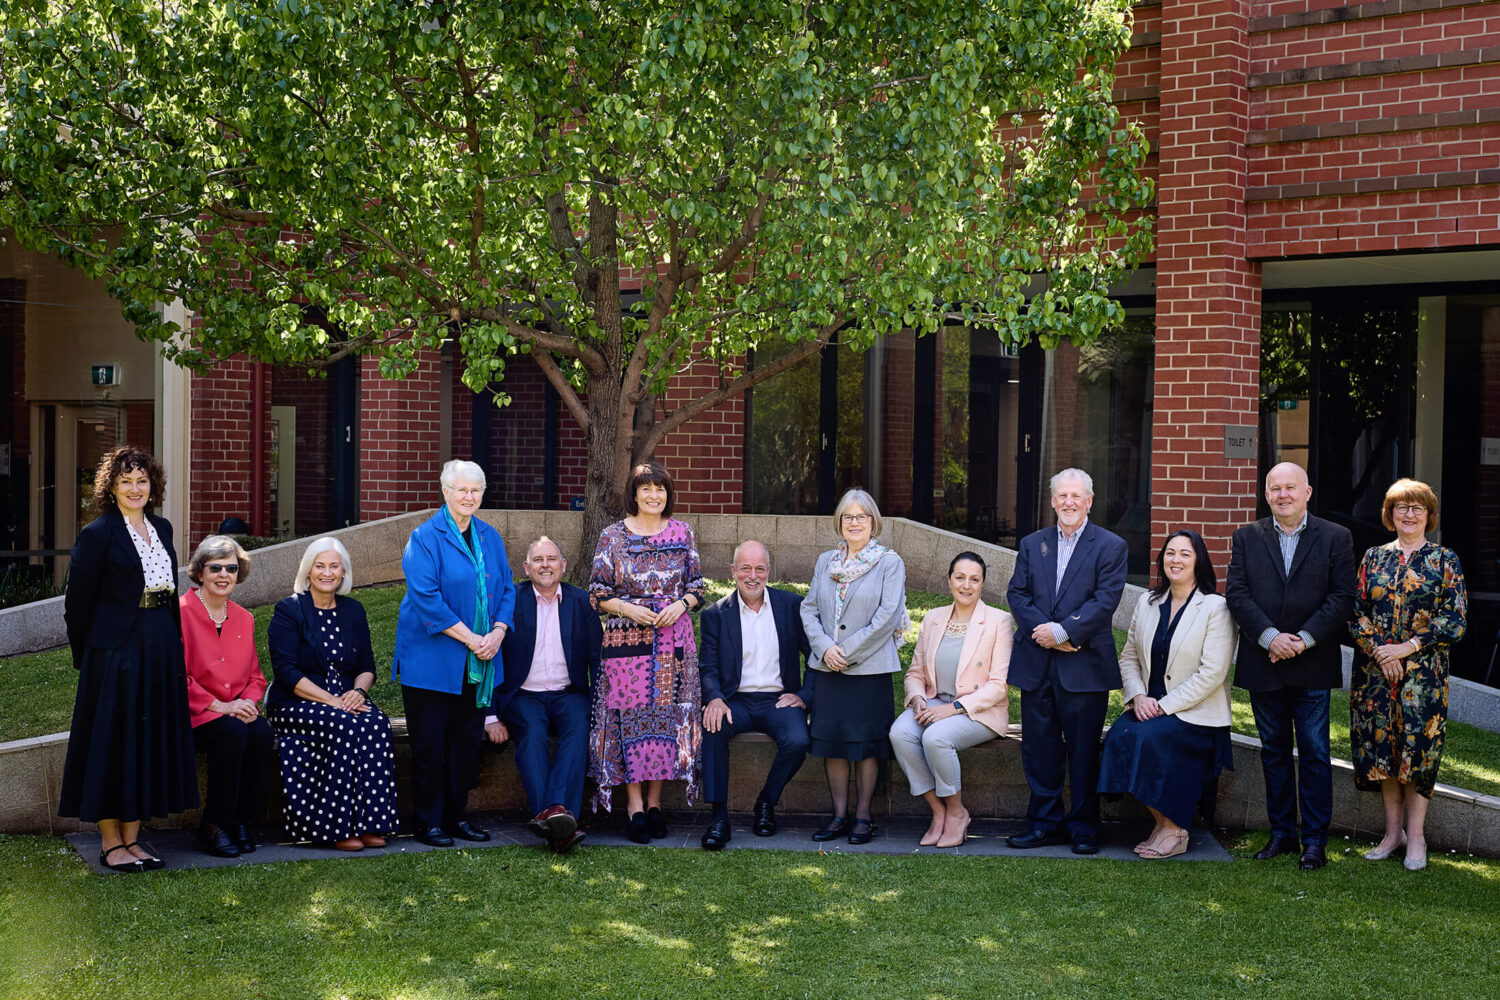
588, 463, 707, 843
1350, 478, 1467, 871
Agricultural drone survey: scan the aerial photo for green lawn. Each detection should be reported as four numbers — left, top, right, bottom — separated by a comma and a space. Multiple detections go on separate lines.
5, 581, 1500, 797
2, 831, 1498, 999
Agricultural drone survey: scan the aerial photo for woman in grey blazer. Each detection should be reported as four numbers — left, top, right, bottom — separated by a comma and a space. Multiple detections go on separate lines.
800, 489, 910, 844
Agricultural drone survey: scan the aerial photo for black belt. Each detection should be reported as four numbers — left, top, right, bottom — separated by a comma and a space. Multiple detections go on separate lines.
139, 588, 175, 609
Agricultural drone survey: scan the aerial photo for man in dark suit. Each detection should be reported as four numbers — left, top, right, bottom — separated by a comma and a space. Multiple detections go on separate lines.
484, 536, 602, 853
698, 540, 813, 851
1004, 468, 1128, 854
1226, 462, 1355, 871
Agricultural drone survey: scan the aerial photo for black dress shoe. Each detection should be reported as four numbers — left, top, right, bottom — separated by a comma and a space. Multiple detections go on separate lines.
124, 841, 167, 870
626, 811, 650, 844
811, 816, 850, 842
1006, 828, 1068, 850
753, 799, 778, 837
647, 807, 669, 840
1071, 836, 1100, 855
198, 825, 241, 859
448, 820, 491, 842
99, 845, 144, 873
416, 826, 455, 847
1298, 843, 1328, 871
1253, 835, 1299, 861
234, 825, 257, 854
701, 817, 732, 851
847, 818, 876, 845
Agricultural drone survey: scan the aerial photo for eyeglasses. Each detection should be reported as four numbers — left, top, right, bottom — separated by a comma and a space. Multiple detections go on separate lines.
206, 563, 239, 575
1392, 504, 1427, 516
841, 514, 871, 525
446, 487, 484, 497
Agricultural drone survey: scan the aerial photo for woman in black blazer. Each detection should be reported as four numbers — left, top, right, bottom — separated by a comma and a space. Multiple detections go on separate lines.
58, 446, 198, 872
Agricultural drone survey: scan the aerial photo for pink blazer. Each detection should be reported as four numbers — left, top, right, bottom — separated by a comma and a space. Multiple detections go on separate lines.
180, 591, 266, 728
903, 601, 1015, 737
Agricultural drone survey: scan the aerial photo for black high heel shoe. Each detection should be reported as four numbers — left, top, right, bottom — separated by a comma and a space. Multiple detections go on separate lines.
847, 818, 876, 845
647, 807, 669, 840
811, 816, 850, 842
626, 811, 650, 844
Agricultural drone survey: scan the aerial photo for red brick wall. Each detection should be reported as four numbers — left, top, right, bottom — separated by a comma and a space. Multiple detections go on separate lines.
449, 354, 473, 462
1246, 0, 1500, 257
359, 354, 442, 519
653, 354, 746, 514
269, 366, 333, 536
1151, 0, 1264, 576
486, 363, 548, 508
188, 349, 268, 542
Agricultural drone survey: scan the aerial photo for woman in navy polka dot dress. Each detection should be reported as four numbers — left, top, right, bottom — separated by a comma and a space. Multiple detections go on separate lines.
266, 538, 398, 850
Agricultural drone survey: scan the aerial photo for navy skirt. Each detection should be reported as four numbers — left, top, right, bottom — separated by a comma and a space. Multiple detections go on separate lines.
1097, 711, 1232, 828
808, 670, 896, 762
58, 605, 199, 823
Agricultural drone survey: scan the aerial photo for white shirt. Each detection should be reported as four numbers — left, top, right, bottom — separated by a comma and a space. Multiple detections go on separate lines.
127, 517, 176, 589
737, 595, 783, 693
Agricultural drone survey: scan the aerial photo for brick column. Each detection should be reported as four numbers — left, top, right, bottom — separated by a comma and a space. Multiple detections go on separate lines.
188, 351, 268, 542
1152, 0, 1263, 579
359, 353, 443, 520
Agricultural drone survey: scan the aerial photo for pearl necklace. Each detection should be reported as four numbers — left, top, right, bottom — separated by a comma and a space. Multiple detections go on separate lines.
196, 588, 228, 626
944, 619, 970, 637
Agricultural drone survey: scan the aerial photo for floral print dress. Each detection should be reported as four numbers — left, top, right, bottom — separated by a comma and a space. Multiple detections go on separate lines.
587, 518, 707, 813
1349, 541, 1467, 797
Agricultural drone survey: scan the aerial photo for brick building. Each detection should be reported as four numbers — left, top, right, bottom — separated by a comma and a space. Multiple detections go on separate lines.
4, 0, 1499, 677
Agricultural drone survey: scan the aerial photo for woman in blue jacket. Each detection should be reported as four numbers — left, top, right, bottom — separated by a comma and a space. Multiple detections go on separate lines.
393, 460, 516, 846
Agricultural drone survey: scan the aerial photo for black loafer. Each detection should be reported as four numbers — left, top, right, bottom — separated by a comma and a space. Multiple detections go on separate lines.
701, 817, 732, 851
811, 816, 850, 842
1005, 828, 1068, 850
626, 812, 650, 844
197, 825, 241, 859
1253, 834, 1299, 861
647, 807, 669, 840
416, 826, 454, 847
1071, 836, 1100, 855
448, 820, 491, 843
847, 818, 876, 845
753, 799, 778, 838
1298, 843, 1328, 871
234, 825, 257, 854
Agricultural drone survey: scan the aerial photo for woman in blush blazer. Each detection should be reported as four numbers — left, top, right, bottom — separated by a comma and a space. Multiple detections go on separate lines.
1098, 529, 1235, 859
890, 552, 1014, 848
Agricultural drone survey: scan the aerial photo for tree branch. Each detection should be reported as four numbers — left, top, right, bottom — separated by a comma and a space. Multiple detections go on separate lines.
528, 348, 590, 432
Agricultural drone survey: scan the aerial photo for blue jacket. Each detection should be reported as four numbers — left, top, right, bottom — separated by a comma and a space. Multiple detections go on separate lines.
492, 580, 602, 715
392, 510, 516, 694
266, 592, 376, 711
1005, 520, 1129, 694
700, 587, 813, 706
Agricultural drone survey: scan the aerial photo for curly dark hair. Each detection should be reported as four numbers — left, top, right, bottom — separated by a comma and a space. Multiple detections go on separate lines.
92, 445, 167, 512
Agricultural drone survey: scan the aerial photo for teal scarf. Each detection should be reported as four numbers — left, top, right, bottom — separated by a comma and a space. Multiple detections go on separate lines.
445, 506, 494, 707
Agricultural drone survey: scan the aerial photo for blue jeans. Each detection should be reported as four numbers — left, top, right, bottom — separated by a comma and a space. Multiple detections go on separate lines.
500, 689, 590, 819
1249, 687, 1332, 847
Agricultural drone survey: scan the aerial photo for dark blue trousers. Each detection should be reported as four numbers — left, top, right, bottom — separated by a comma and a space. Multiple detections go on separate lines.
1019, 665, 1109, 839
500, 689, 590, 818
701, 692, 810, 805
402, 681, 485, 830
1249, 686, 1332, 847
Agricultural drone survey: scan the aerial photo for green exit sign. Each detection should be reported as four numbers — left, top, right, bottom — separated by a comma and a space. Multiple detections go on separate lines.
91, 363, 120, 386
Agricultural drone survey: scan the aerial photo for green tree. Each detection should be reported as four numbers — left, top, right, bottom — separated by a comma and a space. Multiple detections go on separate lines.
1, 0, 1152, 564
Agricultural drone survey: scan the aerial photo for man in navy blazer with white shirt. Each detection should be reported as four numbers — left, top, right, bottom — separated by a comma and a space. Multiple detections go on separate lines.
697, 540, 813, 851
1005, 468, 1129, 854
485, 537, 601, 853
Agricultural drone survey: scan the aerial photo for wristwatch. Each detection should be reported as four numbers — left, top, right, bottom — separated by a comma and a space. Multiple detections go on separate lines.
953, 700, 967, 715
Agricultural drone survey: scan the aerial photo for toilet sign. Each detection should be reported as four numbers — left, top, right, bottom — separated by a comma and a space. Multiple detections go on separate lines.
1224, 425, 1257, 460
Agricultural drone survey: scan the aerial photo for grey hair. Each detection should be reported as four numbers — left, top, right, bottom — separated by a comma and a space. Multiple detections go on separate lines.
833, 488, 882, 539
188, 534, 250, 586
526, 535, 566, 563
440, 459, 487, 493
293, 536, 354, 595
1049, 468, 1095, 497
731, 539, 772, 570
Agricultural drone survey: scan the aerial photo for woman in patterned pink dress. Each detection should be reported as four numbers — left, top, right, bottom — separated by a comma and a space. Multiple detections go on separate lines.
588, 463, 708, 843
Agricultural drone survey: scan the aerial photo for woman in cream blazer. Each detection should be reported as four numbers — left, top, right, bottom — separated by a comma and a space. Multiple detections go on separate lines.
890, 552, 1014, 848
1099, 529, 1235, 859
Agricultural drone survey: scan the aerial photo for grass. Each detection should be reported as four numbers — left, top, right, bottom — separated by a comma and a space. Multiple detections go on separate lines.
2, 830, 1499, 999
4, 581, 1500, 798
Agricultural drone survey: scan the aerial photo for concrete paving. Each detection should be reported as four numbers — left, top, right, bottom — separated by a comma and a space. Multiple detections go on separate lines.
65, 811, 1232, 874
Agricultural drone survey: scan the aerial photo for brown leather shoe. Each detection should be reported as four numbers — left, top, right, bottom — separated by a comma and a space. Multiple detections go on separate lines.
359, 833, 387, 848
334, 837, 365, 852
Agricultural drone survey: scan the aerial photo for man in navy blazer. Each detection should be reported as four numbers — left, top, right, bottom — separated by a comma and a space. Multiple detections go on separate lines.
1225, 462, 1355, 871
1005, 468, 1128, 854
485, 537, 601, 853
698, 540, 813, 851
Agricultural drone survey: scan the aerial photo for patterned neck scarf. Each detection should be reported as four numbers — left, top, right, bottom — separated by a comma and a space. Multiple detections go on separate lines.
828, 540, 911, 643
444, 506, 494, 707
